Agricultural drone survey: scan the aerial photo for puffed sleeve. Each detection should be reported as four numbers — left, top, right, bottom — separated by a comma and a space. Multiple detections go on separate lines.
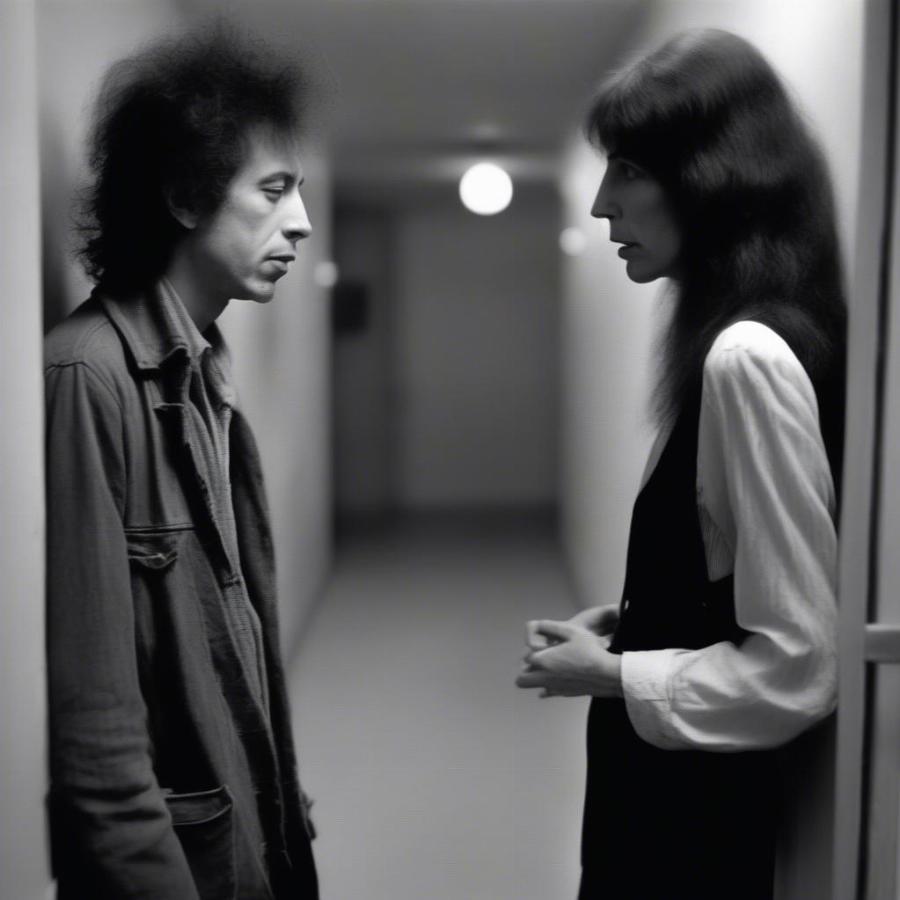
45, 360, 200, 898
619, 321, 838, 751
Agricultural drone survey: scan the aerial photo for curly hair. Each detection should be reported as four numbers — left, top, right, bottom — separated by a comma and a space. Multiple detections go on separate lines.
77, 25, 309, 294
586, 28, 846, 474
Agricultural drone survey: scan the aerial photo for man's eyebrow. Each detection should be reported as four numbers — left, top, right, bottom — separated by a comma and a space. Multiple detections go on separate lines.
259, 170, 304, 184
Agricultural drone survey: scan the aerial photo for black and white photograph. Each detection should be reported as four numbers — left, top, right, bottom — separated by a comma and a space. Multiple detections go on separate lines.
0, 0, 891, 898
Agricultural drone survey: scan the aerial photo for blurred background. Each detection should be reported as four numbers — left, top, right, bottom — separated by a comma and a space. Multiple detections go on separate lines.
1, 1, 871, 898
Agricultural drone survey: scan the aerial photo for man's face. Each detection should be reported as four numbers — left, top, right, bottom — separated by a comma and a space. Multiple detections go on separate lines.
191, 128, 312, 304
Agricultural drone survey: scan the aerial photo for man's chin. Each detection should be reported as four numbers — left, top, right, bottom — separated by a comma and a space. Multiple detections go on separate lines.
237, 281, 278, 304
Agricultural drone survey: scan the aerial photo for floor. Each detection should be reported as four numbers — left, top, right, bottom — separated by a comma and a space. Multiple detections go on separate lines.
287, 512, 588, 900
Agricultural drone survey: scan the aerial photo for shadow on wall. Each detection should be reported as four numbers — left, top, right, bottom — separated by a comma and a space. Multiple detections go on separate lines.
40, 110, 76, 334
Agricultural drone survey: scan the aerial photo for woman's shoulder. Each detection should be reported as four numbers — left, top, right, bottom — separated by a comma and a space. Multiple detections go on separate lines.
703, 319, 808, 387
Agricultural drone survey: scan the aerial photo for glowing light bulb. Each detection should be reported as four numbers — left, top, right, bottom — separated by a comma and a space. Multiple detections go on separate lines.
459, 162, 513, 215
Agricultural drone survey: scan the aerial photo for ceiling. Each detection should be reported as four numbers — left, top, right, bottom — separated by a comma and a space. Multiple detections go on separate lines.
183, 0, 652, 201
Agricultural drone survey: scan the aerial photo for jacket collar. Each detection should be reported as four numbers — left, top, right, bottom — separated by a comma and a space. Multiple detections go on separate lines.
99, 285, 193, 372
99, 282, 226, 372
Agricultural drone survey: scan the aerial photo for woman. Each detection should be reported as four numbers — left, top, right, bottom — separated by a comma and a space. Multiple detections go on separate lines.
516, 29, 845, 899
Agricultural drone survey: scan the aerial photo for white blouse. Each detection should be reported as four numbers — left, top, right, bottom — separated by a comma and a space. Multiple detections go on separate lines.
620, 320, 839, 752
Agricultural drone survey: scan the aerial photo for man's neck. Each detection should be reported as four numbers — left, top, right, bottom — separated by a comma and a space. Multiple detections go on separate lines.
164, 250, 229, 333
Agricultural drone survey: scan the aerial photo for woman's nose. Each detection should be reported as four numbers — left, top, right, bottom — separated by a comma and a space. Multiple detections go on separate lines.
591, 173, 616, 220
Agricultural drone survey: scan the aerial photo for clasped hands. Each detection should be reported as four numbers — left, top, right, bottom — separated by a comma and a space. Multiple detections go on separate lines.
516, 604, 624, 699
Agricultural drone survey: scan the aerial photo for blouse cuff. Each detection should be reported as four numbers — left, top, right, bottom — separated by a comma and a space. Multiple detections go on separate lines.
620, 649, 687, 750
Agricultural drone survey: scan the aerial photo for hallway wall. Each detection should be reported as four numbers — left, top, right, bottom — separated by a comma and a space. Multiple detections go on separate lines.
393, 192, 560, 511
332, 209, 395, 518
0, 2, 50, 896
37, 2, 335, 652
332, 191, 560, 516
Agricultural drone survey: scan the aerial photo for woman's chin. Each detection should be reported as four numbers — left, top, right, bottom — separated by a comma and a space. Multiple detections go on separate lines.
624, 262, 657, 285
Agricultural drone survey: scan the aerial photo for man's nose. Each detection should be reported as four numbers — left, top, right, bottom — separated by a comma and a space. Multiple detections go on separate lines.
282, 192, 313, 243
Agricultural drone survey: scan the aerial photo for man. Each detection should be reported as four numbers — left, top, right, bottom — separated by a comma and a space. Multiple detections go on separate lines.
44, 28, 318, 899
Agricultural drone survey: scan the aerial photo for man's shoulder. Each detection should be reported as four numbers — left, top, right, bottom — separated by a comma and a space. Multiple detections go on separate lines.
44, 294, 128, 380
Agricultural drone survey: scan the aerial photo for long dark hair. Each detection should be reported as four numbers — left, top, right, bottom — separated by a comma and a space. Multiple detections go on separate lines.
78, 25, 308, 295
586, 29, 846, 477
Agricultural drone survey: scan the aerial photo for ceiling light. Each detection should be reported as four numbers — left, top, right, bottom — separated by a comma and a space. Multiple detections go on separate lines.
459, 162, 513, 215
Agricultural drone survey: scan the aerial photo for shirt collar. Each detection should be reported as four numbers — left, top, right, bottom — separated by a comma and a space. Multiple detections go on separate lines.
156, 279, 236, 409
157, 277, 211, 365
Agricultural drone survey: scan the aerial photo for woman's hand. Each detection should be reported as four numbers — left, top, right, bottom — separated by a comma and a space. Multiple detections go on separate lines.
568, 603, 621, 637
516, 618, 623, 699
523, 604, 620, 651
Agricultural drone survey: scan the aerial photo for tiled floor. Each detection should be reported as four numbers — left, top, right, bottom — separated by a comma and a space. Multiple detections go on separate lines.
287, 513, 588, 899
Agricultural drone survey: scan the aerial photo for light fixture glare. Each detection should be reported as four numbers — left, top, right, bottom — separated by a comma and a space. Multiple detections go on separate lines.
559, 227, 588, 256
459, 162, 513, 215
314, 260, 339, 289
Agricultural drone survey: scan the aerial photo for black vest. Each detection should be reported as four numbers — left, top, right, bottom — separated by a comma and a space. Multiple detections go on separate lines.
578, 326, 843, 900
579, 317, 844, 900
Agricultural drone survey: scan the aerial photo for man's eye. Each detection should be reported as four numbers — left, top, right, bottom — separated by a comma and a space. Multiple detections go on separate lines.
620, 162, 640, 181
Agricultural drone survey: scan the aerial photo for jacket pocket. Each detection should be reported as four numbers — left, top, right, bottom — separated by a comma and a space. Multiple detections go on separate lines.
126, 528, 189, 572
165, 785, 236, 900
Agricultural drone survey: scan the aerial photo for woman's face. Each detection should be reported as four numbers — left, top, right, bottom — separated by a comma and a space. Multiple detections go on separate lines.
591, 155, 682, 284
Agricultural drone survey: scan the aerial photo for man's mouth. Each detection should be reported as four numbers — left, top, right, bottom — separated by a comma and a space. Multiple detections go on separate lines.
261, 256, 294, 278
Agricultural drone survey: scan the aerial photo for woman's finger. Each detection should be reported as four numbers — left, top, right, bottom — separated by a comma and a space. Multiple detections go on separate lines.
525, 619, 556, 649
516, 669, 548, 689
531, 619, 573, 642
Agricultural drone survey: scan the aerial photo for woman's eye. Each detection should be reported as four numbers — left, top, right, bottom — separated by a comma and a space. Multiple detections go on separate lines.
262, 185, 285, 201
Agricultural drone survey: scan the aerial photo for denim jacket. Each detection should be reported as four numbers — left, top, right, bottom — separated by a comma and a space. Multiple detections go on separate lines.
44, 289, 318, 899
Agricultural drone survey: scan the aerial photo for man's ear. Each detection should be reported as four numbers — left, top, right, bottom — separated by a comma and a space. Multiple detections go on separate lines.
165, 187, 200, 230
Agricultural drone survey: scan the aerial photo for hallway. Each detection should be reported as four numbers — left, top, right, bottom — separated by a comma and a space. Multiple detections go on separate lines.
287, 513, 586, 899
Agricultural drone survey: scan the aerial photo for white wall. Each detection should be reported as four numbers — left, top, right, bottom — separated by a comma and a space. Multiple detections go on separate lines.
558, 3, 864, 897
36, 1, 334, 652
0, 3, 51, 897
392, 193, 560, 511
